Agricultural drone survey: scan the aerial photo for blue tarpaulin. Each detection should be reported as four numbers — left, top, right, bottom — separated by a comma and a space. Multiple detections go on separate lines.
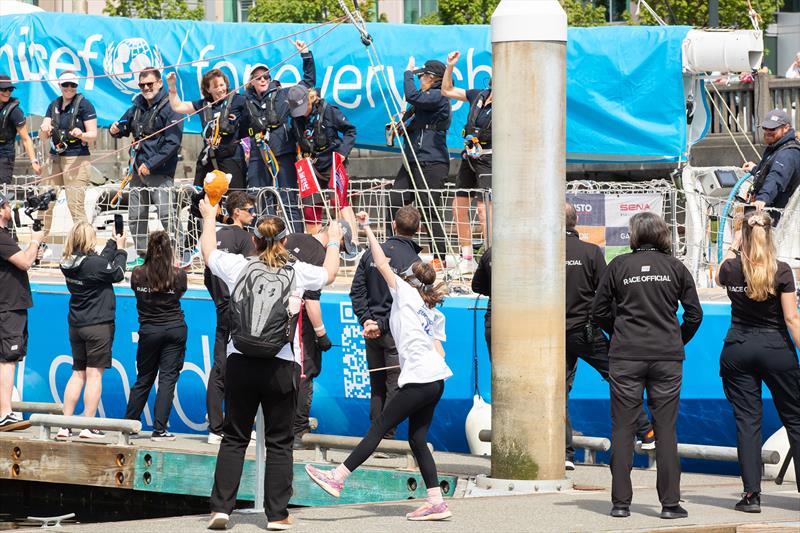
0, 13, 692, 163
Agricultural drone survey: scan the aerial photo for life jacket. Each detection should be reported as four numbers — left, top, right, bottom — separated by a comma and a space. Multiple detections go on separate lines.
0, 98, 20, 144
294, 99, 330, 156
751, 137, 800, 200
51, 94, 85, 147
131, 94, 170, 140
201, 92, 238, 142
246, 87, 282, 135
462, 90, 492, 145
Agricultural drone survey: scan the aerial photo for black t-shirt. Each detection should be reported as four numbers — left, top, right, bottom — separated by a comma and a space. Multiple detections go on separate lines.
0, 226, 32, 312
719, 257, 796, 329
0, 100, 25, 158
45, 95, 96, 156
465, 89, 492, 132
285, 233, 326, 300
565, 231, 606, 333
131, 267, 187, 326
203, 224, 255, 313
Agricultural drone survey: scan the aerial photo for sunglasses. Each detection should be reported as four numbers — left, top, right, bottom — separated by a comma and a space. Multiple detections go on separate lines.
0, 87, 13, 93
251, 74, 270, 82
60, 82, 78, 89
138, 81, 157, 89
246, 207, 256, 215
762, 126, 781, 132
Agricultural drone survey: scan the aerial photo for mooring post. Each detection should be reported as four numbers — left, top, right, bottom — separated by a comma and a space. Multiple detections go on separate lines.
490, 0, 568, 483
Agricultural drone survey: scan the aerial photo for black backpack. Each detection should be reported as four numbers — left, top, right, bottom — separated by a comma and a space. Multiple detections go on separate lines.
229, 259, 297, 358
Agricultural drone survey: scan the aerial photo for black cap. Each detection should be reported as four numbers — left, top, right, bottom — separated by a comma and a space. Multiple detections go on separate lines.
0, 75, 15, 91
412, 60, 446, 78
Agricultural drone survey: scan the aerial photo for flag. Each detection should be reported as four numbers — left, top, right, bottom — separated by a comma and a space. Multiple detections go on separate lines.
296, 158, 323, 206
328, 152, 350, 209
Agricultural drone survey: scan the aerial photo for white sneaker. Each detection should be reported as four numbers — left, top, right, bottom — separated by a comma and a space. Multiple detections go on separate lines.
79, 428, 106, 439
565, 460, 575, 471
207, 512, 229, 530
250, 430, 257, 442
457, 257, 478, 275
207, 432, 223, 445
55, 427, 71, 440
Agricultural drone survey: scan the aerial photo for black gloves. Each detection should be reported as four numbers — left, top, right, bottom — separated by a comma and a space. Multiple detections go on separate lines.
316, 333, 332, 352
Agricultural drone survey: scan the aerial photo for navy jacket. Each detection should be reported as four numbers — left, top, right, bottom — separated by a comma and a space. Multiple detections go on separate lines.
401, 71, 451, 165
753, 128, 800, 211
111, 88, 184, 178
349, 236, 422, 336
292, 98, 357, 172
245, 52, 316, 157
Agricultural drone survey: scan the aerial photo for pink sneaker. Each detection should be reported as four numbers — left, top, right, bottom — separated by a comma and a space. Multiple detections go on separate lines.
305, 464, 344, 498
406, 501, 452, 521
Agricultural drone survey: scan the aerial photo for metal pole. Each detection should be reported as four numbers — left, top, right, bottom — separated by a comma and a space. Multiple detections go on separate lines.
490, 0, 567, 481
254, 407, 265, 512
709, 0, 719, 27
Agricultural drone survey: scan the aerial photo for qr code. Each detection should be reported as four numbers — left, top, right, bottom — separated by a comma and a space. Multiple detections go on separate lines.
340, 302, 370, 399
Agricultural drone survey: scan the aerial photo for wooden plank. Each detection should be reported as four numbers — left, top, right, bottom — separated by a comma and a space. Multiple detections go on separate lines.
0, 438, 135, 489
132, 450, 458, 506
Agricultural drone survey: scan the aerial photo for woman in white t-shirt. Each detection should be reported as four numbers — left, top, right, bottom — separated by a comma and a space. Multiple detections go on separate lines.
306, 211, 453, 522
197, 197, 342, 531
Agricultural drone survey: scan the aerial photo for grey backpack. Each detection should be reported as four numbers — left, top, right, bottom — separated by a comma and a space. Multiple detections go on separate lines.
229, 259, 296, 358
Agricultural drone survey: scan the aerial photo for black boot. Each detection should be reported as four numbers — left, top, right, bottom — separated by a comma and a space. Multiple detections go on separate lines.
735, 492, 761, 513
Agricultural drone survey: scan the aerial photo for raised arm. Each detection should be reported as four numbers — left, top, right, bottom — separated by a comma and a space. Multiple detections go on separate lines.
321, 220, 342, 285
356, 211, 395, 289
441, 51, 468, 102
166, 72, 196, 115
198, 197, 219, 264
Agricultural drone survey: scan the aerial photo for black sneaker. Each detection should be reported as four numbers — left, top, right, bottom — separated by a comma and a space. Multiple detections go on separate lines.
660, 504, 688, 519
0, 413, 31, 432
610, 506, 630, 518
151, 430, 176, 442
735, 492, 761, 513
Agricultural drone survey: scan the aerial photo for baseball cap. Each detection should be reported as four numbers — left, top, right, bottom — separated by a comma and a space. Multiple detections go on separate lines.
287, 85, 309, 118
250, 63, 270, 78
0, 192, 8, 208
0, 75, 15, 90
412, 60, 446, 78
58, 72, 79, 86
760, 108, 791, 129
338, 220, 358, 259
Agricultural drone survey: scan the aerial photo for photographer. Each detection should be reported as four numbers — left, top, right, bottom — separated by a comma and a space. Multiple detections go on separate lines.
39, 72, 97, 240
57, 222, 127, 439
0, 192, 43, 431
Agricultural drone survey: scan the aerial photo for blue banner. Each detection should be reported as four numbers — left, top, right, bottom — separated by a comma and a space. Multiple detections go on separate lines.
0, 13, 692, 163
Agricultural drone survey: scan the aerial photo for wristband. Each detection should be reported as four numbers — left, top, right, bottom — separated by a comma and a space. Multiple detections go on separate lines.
327, 242, 340, 248
314, 325, 326, 333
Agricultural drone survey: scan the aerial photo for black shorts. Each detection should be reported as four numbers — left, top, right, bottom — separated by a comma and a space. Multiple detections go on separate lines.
455, 154, 492, 197
0, 156, 14, 185
0, 309, 28, 363
69, 323, 115, 370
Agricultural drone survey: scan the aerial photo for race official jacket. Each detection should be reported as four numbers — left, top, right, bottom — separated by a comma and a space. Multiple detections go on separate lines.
350, 235, 422, 336
565, 230, 606, 333
59, 241, 127, 328
111, 88, 184, 177
592, 246, 703, 361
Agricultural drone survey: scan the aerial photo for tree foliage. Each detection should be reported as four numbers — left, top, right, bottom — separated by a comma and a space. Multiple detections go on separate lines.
103, 0, 204, 20
247, 0, 385, 23
629, 0, 783, 28
419, 0, 607, 27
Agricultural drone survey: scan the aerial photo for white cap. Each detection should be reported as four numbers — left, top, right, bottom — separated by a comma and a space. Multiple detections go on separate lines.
58, 71, 79, 86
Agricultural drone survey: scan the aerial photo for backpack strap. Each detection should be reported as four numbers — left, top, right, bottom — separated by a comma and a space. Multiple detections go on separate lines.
0, 98, 19, 143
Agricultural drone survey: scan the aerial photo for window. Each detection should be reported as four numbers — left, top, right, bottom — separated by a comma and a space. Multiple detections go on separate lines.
404, 0, 438, 24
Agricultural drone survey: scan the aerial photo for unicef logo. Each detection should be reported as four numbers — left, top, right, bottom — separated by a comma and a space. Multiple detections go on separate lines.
103, 38, 164, 94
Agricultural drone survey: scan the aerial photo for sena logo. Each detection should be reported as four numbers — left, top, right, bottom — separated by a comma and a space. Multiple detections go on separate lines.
619, 203, 651, 212
573, 204, 593, 213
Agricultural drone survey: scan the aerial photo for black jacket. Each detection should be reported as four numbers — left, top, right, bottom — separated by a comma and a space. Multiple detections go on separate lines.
245, 52, 316, 157
752, 128, 800, 212
400, 71, 451, 165
592, 247, 703, 361
471, 248, 491, 318
292, 98, 357, 172
111, 88, 184, 178
203, 224, 255, 319
566, 231, 606, 333
60, 241, 127, 327
350, 236, 422, 335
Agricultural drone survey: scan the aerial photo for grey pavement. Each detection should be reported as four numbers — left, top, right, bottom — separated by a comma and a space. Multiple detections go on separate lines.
61, 464, 799, 533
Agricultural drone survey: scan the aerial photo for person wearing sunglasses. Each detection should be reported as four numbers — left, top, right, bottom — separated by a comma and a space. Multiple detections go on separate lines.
0, 74, 41, 186
110, 68, 184, 268
39, 71, 97, 242
742, 108, 799, 224
245, 39, 315, 234
203, 191, 256, 445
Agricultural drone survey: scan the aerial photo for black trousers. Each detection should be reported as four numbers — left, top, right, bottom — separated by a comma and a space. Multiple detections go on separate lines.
609, 358, 682, 507
344, 380, 444, 489
206, 314, 229, 436
125, 322, 187, 433
294, 313, 322, 436
210, 354, 297, 522
366, 332, 401, 439
390, 162, 449, 260
566, 328, 652, 461
720, 327, 800, 493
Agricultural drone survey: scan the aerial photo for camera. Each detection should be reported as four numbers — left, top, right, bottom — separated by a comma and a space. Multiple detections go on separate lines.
24, 189, 58, 231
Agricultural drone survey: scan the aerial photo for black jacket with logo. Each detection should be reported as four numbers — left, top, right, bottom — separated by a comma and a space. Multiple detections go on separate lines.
59, 241, 127, 327
566, 231, 606, 333
592, 247, 703, 360
350, 236, 422, 335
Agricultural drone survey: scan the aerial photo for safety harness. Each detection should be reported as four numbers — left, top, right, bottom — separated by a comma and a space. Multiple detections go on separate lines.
246, 87, 282, 136
294, 99, 330, 157
0, 98, 20, 144
462, 90, 492, 145
51, 94, 84, 153
131, 95, 170, 140
749, 138, 800, 201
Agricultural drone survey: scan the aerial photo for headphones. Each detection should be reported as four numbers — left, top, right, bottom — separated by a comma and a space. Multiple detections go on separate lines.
253, 215, 288, 242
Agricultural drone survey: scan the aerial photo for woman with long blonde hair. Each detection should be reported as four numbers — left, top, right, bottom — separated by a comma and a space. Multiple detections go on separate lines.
58, 222, 127, 439
716, 209, 800, 512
